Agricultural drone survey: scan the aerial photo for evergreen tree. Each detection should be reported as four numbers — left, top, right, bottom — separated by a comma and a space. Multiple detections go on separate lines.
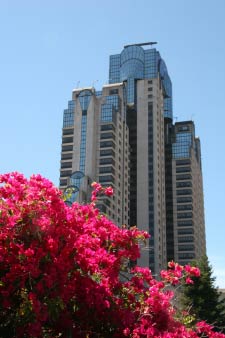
181, 255, 225, 333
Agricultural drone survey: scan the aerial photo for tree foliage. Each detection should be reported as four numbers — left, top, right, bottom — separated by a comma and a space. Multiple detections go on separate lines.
181, 255, 225, 333
0, 172, 224, 337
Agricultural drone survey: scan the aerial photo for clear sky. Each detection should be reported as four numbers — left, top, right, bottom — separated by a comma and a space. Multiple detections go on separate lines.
0, 0, 224, 287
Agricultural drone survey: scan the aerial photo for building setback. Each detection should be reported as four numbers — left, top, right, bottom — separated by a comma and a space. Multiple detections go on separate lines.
59, 43, 206, 275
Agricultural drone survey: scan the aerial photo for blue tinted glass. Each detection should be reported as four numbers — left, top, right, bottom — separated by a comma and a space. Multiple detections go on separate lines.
78, 90, 92, 110
79, 115, 87, 172
109, 54, 121, 84
63, 99, 75, 127
172, 132, 192, 159
120, 46, 144, 82
109, 46, 173, 119
69, 171, 85, 192
144, 49, 158, 78
158, 59, 173, 119
95, 90, 102, 97
101, 95, 119, 122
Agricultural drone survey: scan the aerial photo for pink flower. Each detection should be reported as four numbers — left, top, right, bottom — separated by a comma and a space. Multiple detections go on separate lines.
185, 277, 194, 284
0, 172, 224, 338
104, 186, 114, 196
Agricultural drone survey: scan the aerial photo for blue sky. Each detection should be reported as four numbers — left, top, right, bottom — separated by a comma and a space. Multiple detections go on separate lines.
0, 0, 224, 287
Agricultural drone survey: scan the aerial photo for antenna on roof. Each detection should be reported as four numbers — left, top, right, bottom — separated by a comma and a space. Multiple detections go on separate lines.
124, 42, 157, 48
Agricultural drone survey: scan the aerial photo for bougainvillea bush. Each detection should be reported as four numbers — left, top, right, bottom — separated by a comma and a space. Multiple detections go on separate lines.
0, 172, 224, 337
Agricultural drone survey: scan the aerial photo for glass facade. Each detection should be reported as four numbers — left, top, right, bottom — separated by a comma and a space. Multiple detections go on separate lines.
64, 171, 85, 205
63, 100, 75, 127
78, 90, 92, 111
101, 95, 119, 122
78, 90, 92, 173
109, 45, 173, 118
172, 132, 192, 159
79, 113, 87, 172
70, 171, 85, 187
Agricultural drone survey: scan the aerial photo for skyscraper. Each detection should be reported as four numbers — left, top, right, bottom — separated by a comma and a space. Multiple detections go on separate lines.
59, 43, 206, 275
171, 121, 206, 265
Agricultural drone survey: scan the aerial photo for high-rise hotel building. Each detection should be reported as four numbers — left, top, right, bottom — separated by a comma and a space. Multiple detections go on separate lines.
59, 43, 206, 274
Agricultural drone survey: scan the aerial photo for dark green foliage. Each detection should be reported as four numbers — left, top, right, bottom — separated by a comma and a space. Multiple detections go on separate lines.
182, 256, 225, 333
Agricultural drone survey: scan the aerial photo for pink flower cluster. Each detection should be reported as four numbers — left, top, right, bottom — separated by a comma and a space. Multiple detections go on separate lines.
0, 172, 224, 337
91, 181, 113, 202
160, 261, 200, 285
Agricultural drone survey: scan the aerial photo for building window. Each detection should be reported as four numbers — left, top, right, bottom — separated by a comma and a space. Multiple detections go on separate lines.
100, 141, 115, 148
176, 189, 192, 196
62, 137, 73, 144
177, 220, 193, 227
61, 153, 73, 160
176, 159, 191, 166
60, 179, 68, 186
63, 128, 74, 135
178, 228, 194, 235
100, 149, 115, 157
177, 204, 192, 211
99, 167, 115, 174
101, 95, 119, 122
178, 236, 194, 243
62, 145, 73, 152
63, 110, 74, 128
79, 114, 87, 172
101, 124, 115, 131
176, 166, 191, 173
177, 197, 192, 203
177, 125, 190, 132
61, 162, 72, 169
100, 132, 115, 140
177, 212, 192, 219
109, 89, 118, 95
99, 175, 115, 183
176, 174, 192, 180
99, 158, 115, 165
178, 245, 195, 251
172, 132, 192, 159
60, 170, 72, 177
178, 253, 195, 259
176, 181, 192, 188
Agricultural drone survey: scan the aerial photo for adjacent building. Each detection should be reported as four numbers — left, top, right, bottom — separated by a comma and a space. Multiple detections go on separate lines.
59, 43, 206, 275
171, 121, 206, 265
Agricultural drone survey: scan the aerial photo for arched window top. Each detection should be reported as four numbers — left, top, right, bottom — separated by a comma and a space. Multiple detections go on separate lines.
121, 46, 145, 65
70, 171, 84, 180
78, 89, 93, 97
78, 90, 92, 111
120, 46, 144, 81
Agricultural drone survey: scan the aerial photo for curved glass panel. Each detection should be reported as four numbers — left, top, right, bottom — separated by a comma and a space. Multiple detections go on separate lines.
69, 171, 85, 189
78, 90, 92, 111
71, 171, 84, 179
120, 60, 144, 82
121, 46, 145, 64
64, 185, 79, 205
120, 46, 144, 81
